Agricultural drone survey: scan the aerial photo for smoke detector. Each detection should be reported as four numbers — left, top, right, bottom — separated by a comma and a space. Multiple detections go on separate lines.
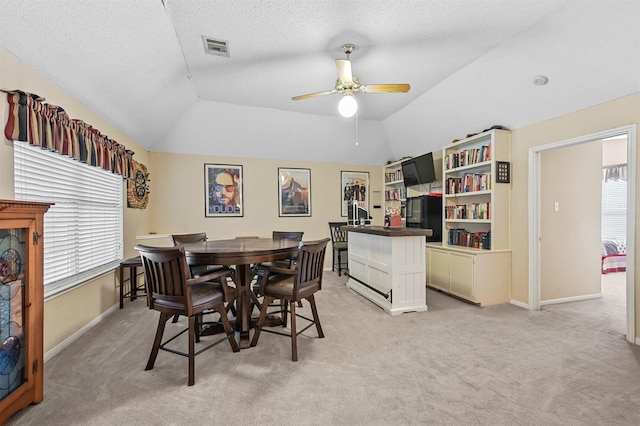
533, 75, 549, 86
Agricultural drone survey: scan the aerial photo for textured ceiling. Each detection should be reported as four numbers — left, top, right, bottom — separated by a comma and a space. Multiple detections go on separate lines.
1, 0, 639, 164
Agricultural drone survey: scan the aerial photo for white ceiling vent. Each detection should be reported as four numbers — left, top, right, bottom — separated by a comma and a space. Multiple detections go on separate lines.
202, 36, 229, 57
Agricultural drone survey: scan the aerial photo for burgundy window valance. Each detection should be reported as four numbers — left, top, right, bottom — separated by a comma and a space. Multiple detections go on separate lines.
3, 89, 135, 179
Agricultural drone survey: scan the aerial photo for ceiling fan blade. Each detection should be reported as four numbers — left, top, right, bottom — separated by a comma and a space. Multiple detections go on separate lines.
291, 90, 337, 101
361, 84, 410, 93
336, 59, 353, 83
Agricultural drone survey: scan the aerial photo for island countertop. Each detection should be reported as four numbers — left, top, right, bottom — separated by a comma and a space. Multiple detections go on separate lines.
342, 225, 432, 237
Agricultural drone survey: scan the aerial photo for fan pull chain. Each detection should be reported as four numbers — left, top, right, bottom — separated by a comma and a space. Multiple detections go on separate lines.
355, 110, 359, 146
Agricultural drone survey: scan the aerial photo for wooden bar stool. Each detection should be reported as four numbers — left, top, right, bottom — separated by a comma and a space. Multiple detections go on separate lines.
119, 256, 146, 308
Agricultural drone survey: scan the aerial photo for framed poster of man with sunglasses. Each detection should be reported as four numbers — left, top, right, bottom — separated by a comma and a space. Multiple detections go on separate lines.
205, 164, 243, 217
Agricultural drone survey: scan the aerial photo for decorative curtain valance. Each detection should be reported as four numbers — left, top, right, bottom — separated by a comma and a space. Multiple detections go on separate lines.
603, 164, 627, 182
3, 89, 135, 179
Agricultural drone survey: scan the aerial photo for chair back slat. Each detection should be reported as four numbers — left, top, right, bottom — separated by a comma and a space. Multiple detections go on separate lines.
171, 232, 207, 246
294, 238, 329, 296
135, 244, 192, 312
328, 222, 348, 243
273, 231, 304, 241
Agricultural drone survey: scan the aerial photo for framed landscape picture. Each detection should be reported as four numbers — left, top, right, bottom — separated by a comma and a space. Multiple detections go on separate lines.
205, 164, 243, 217
278, 167, 311, 217
341, 171, 369, 217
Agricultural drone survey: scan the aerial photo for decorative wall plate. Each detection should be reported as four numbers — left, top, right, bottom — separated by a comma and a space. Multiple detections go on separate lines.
127, 160, 149, 209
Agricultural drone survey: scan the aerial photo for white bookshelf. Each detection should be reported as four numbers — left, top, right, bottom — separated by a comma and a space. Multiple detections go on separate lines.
426, 129, 512, 306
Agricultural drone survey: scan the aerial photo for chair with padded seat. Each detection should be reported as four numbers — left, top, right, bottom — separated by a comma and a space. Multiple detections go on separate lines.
250, 238, 329, 361
251, 231, 304, 312
135, 244, 240, 386
328, 222, 348, 276
119, 256, 146, 309
268, 231, 304, 268
171, 232, 229, 277
171, 232, 236, 321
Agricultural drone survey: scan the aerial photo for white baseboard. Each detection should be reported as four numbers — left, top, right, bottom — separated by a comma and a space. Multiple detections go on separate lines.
510, 299, 529, 309
540, 293, 602, 305
44, 303, 119, 363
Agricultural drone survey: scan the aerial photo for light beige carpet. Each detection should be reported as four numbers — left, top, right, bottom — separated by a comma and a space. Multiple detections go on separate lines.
6, 271, 640, 425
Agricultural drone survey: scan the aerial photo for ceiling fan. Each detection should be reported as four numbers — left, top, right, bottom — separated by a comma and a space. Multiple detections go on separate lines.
291, 43, 410, 117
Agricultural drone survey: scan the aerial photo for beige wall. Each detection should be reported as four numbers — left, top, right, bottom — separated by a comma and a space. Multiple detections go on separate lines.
0, 48, 152, 352
603, 137, 627, 166
510, 93, 640, 337
146, 152, 382, 245
2, 47, 639, 353
540, 141, 602, 300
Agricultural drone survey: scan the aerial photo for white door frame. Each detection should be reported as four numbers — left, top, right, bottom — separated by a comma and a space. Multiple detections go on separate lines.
528, 124, 636, 344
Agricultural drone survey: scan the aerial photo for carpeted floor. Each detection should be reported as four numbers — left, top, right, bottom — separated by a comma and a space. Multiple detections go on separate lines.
6, 271, 640, 425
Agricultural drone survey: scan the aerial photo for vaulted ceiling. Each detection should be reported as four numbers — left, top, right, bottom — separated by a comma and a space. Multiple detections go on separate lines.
1, 0, 639, 165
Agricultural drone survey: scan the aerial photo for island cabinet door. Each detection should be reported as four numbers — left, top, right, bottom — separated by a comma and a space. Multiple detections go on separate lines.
426, 248, 450, 292
449, 252, 475, 301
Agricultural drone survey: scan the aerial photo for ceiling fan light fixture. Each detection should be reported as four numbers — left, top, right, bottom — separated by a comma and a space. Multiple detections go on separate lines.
338, 95, 358, 117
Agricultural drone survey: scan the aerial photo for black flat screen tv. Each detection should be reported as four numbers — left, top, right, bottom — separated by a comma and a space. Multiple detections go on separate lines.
401, 152, 436, 187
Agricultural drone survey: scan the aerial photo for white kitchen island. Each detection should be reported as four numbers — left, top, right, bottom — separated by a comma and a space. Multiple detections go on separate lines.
344, 225, 432, 315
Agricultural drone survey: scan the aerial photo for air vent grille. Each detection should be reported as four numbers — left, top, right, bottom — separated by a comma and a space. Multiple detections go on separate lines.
202, 36, 229, 57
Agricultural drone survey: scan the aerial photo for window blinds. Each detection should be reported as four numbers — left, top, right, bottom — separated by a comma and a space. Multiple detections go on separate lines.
601, 178, 627, 241
13, 141, 123, 294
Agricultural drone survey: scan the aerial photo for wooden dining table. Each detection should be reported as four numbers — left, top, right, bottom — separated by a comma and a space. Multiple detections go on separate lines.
181, 238, 300, 349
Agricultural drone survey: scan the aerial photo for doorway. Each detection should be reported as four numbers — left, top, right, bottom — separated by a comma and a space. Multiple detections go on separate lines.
528, 125, 636, 344
601, 136, 628, 334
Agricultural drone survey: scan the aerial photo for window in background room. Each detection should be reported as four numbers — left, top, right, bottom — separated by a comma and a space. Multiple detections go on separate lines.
13, 141, 123, 298
601, 173, 627, 241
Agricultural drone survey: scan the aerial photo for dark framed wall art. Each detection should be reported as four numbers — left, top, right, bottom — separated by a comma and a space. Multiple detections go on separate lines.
205, 164, 243, 217
341, 171, 369, 216
278, 167, 311, 217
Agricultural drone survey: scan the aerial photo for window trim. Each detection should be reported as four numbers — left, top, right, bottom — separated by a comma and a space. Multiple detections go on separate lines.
43, 260, 122, 301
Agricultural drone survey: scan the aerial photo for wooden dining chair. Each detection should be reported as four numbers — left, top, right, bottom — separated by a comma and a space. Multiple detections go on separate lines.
328, 222, 348, 275
171, 232, 208, 245
266, 231, 304, 269
135, 244, 240, 386
171, 232, 228, 276
251, 231, 304, 312
250, 238, 329, 361
170, 232, 236, 322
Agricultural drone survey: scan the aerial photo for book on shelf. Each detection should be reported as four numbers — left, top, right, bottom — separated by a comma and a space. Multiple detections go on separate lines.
447, 229, 491, 249
445, 202, 490, 220
445, 173, 491, 195
445, 144, 492, 170
385, 169, 404, 183
385, 187, 406, 201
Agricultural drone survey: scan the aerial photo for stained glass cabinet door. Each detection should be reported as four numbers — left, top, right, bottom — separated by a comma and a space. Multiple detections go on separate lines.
0, 200, 50, 424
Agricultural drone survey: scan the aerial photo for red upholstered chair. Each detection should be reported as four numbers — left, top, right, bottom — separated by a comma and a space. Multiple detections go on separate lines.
250, 238, 329, 361
135, 244, 239, 386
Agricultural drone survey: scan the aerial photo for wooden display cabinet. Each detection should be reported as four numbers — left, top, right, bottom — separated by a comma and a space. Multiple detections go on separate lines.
0, 200, 51, 424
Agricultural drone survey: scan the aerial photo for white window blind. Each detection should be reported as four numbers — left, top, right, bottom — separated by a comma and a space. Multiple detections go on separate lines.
601, 178, 627, 241
13, 141, 123, 296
